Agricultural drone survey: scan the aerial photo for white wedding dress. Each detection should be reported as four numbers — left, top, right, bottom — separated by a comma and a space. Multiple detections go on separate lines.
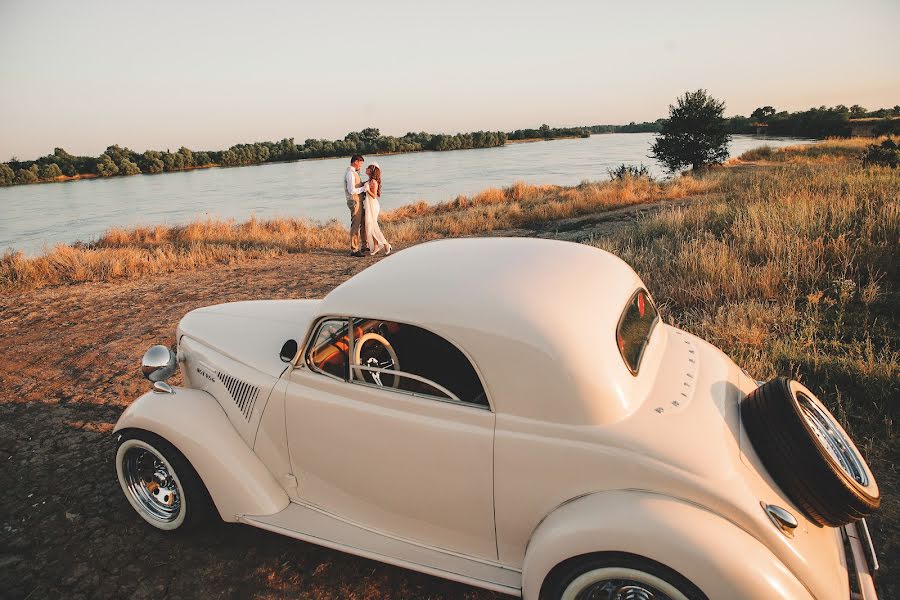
364, 181, 390, 254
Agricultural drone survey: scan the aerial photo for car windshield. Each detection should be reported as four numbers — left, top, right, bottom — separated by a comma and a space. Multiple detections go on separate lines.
616, 289, 659, 375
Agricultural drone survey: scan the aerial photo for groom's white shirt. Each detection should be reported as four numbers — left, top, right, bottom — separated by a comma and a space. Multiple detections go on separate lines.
345, 166, 367, 197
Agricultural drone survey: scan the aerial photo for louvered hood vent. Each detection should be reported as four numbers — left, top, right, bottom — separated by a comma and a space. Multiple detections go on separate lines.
217, 372, 260, 421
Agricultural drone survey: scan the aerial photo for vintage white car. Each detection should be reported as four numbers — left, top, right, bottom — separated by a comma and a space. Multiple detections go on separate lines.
114, 238, 881, 600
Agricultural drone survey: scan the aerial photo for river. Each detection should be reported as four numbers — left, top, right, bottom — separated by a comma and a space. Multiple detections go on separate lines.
0, 133, 808, 255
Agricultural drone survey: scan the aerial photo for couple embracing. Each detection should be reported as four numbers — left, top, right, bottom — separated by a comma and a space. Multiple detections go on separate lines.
344, 154, 391, 257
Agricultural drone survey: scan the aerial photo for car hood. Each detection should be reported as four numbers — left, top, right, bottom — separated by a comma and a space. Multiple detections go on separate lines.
177, 299, 320, 378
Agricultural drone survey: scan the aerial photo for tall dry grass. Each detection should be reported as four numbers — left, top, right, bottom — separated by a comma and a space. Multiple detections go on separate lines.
593, 146, 899, 594
738, 136, 883, 163
1, 175, 716, 291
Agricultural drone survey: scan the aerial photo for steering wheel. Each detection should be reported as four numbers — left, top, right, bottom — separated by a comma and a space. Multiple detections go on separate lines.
353, 332, 400, 388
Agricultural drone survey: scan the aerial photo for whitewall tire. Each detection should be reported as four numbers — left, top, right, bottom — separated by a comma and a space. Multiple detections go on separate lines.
115, 430, 212, 531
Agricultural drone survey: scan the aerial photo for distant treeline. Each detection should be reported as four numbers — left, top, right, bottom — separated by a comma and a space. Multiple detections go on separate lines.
3, 105, 898, 186
612, 104, 900, 138
0, 128, 508, 186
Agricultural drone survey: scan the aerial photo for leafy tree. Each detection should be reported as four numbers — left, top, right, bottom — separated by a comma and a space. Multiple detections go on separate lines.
119, 158, 141, 176
161, 151, 185, 171
651, 89, 731, 173
140, 151, 165, 173
177, 146, 194, 168
39, 163, 63, 180
0, 163, 15, 185
96, 153, 119, 177
193, 151, 212, 166
849, 105, 868, 118
16, 165, 39, 184
750, 106, 776, 122
104, 144, 138, 165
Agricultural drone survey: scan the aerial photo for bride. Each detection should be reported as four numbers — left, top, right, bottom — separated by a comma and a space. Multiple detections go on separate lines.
364, 162, 391, 255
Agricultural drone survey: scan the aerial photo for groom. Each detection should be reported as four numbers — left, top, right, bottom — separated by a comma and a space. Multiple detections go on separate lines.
345, 154, 369, 257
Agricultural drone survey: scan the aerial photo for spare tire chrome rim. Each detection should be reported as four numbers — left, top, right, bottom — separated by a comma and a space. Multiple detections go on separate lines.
796, 392, 868, 486
121, 446, 182, 522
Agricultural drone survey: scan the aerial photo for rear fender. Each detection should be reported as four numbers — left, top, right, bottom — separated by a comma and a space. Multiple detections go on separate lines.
522, 491, 814, 600
114, 387, 289, 521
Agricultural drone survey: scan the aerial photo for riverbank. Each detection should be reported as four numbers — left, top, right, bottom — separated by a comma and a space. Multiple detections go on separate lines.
0, 133, 811, 255
0, 174, 715, 290
0, 138, 896, 599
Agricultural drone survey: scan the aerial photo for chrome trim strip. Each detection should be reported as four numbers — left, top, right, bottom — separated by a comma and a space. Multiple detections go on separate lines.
858, 519, 879, 572
239, 501, 521, 596
285, 498, 521, 572
844, 522, 879, 600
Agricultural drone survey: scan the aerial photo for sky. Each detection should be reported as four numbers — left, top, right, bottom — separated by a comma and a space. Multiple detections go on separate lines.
1, 0, 898, 160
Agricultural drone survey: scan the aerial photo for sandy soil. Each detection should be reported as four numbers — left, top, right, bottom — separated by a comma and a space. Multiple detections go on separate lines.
2, 194, 885, 599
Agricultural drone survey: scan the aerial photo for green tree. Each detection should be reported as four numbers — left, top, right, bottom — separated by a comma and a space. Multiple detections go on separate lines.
119, 158, 141, 175
193, 151, 212, 166
140, 151, 165, 173
39, 163, 63, 180
651, 89, 731, 173
750, 106, 776, 122
849, 105, 867, 118
96, 153, 119, 177
16, 166, 39, 184
177, 146, 194, 167
0, 163, 15, 185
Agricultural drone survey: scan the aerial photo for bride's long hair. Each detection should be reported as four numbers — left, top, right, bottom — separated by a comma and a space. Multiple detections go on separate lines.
369, 165, 382, 197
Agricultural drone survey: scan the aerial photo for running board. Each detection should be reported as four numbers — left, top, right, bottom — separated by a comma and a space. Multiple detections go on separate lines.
240, 502, 522, 596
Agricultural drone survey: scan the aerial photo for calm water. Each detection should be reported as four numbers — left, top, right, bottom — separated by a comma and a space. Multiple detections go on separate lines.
1, 133, 809, 255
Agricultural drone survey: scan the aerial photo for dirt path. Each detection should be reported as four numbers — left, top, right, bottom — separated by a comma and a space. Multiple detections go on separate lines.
0, 199, 690, 600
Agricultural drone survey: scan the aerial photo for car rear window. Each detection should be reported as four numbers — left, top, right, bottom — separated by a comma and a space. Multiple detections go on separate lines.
616, 289, 659, 375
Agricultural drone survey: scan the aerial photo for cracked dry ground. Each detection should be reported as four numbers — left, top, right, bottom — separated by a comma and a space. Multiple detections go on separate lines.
0, 249, 508, 600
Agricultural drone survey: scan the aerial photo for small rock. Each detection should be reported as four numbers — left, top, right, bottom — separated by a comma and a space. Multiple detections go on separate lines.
65, 511, 81, 522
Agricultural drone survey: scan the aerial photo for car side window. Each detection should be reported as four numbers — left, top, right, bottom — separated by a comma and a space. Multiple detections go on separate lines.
350, 318, 488, 408
307, 318, 350, 380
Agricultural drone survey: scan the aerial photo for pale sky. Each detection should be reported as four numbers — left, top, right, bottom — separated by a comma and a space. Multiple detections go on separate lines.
1, 0, 898, 160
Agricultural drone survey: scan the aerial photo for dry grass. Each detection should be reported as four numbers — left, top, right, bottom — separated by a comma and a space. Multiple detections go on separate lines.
1, 175, 716, 291
593, 144, 899, 595
738, 136, 883, 163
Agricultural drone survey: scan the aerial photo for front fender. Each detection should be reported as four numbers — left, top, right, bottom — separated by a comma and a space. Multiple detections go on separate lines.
522, 491, 813, 600
114, 387, 289, 521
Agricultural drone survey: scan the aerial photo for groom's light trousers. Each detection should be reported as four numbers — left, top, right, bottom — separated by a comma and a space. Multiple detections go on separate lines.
348, 194, 367, 253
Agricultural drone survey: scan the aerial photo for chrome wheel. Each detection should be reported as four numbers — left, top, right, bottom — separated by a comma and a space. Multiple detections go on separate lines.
796, 391, 869, 486
561, 567, 690, 600
574, 581, 670, 600
117, 440, 185, 527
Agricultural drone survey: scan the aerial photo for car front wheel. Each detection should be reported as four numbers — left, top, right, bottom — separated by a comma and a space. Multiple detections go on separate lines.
115, 430, 213, 531
546, 554, 706, 600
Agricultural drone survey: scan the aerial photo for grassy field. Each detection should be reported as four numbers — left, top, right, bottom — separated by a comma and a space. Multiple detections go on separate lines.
598, 140, 898, 595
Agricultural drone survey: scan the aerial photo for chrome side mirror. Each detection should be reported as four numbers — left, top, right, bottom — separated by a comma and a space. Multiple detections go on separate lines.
142, 345, 177, 382
280, 339, 298, 363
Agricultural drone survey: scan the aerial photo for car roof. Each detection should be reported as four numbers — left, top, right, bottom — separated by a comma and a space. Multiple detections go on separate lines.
318, 238, 652, 424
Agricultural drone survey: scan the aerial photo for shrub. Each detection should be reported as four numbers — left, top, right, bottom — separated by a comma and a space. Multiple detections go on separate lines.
607, 164, 652, 181
862, 138, 899, 168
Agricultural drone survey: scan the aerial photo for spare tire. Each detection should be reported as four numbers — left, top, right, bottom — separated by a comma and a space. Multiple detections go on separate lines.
741, 377, 880, 527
